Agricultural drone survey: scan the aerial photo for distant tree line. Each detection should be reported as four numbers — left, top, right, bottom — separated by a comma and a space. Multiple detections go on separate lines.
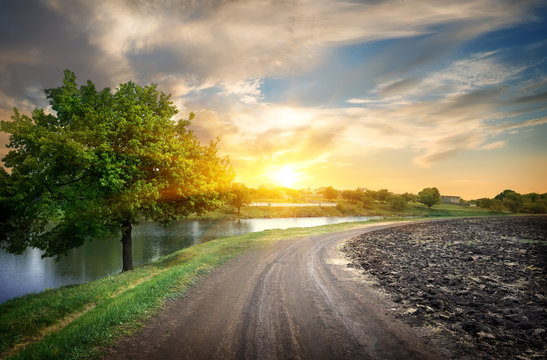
225, 183, 306, 214
226, 184, 546, 215
473, 190, 547, 214
225, 184, 445, 214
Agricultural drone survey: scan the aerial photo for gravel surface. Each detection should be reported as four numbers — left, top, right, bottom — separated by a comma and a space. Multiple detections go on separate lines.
342, 216, 547, 360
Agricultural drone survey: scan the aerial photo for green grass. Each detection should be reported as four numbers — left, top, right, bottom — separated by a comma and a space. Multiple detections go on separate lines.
1, 218, 411, 360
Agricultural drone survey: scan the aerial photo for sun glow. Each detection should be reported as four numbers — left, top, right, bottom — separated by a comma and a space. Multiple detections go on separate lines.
271, 165, 299, 188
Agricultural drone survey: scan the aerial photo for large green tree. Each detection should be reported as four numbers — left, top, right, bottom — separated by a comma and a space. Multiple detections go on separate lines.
417, 187, 441, 209
0, 70, 233, 271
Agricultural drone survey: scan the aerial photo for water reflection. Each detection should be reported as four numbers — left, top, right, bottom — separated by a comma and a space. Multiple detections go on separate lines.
0, 216, 377, 303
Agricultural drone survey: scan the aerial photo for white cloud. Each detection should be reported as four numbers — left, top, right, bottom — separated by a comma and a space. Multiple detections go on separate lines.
212, 90, 546, 171
374, 51, 526, 102
219, 79, 263, 104
490, 117, 547, 131
428, 52, 525, 91
39, 0, 538, 98
480, 141, 506, 150
2, 0, 545, 177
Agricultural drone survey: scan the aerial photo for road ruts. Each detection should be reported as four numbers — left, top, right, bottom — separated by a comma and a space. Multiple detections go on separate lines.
104, 222, 450, 360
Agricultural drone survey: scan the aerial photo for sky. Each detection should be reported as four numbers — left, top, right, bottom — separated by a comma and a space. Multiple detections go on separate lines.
1, 0, 546, 199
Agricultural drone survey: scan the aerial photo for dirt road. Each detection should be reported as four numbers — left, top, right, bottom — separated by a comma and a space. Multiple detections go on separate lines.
104, 222, 449, 360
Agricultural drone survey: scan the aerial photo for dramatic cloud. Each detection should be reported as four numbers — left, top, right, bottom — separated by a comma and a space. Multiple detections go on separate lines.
1, 0, 546, 196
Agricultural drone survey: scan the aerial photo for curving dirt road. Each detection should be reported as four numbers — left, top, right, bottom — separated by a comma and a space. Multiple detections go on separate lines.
104, 222, 450, 360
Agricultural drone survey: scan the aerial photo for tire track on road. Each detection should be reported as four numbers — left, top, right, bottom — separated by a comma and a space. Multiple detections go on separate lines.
104, 222, 450, 360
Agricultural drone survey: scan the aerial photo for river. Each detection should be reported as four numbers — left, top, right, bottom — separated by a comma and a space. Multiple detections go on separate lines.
0, 216, 378, 303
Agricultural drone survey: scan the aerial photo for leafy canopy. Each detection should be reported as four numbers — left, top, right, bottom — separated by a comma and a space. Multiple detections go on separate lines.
0, 70, 233, 258
417, 187, 441, 209
387, 194, 407, 211
323, 186, 338, 201
228, 182, 252, 214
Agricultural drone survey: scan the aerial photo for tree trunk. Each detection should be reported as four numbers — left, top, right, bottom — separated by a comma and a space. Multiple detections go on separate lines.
121, 220, 133, 271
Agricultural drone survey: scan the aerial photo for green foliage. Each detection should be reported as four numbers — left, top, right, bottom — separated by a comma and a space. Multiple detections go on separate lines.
494, 189, 516, 201
488, 199, 505, 213
524, 202, 546, 214
474, 198, 490, 208
503, 192, 524, 214
335, 203, 353, 215
283, 187, 301, 200
474, 198, 503, 212
340, 189, 375, 209
341, 189, 365, 204
248, 185, 303, 202
361, 195, 374, 209
252, 185, 284, 200
401, 192, 417, 203
322, 186, 338, 201
387, 195, 407, 211
228, 182, 251, 214
522, 192, 547, 203
417, 187, 441, 209
0, 168, 14, 245
376, 189, 391, 202
341, 190, 355, 203
0, 70, 233, 266
365, 189, 378, 200
474, 190, 547, 214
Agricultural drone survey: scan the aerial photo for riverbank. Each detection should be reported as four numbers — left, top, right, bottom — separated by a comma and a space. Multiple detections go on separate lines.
0, 216, 382, 304
342, 216, 547, 359
0, 218, 404, 360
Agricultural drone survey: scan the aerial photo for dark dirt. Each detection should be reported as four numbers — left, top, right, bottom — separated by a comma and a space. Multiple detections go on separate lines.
342, 216, 547, 360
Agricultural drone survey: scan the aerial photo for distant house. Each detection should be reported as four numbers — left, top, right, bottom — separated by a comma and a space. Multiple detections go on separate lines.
441, 195, 461, 204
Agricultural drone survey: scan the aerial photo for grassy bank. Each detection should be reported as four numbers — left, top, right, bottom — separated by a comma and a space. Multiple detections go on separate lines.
1, 218, 411, 360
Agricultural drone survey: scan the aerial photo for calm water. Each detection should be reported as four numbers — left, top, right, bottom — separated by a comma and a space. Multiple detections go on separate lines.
0, 216, 378, 303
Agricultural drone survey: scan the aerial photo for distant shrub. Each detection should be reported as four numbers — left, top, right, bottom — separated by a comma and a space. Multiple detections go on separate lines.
503, 192, 524, 213
475, 198, 492, 208
489, 199, 505, 212
377, 189, 391, 202
336, 203, 349, 214
525, 203, 546, 214
361, 196, 374, 209
401, 192, 417, 203
387, 195, 407, 211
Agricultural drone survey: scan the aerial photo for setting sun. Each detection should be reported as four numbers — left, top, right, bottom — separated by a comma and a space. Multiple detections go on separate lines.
271, 165, 299, 188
